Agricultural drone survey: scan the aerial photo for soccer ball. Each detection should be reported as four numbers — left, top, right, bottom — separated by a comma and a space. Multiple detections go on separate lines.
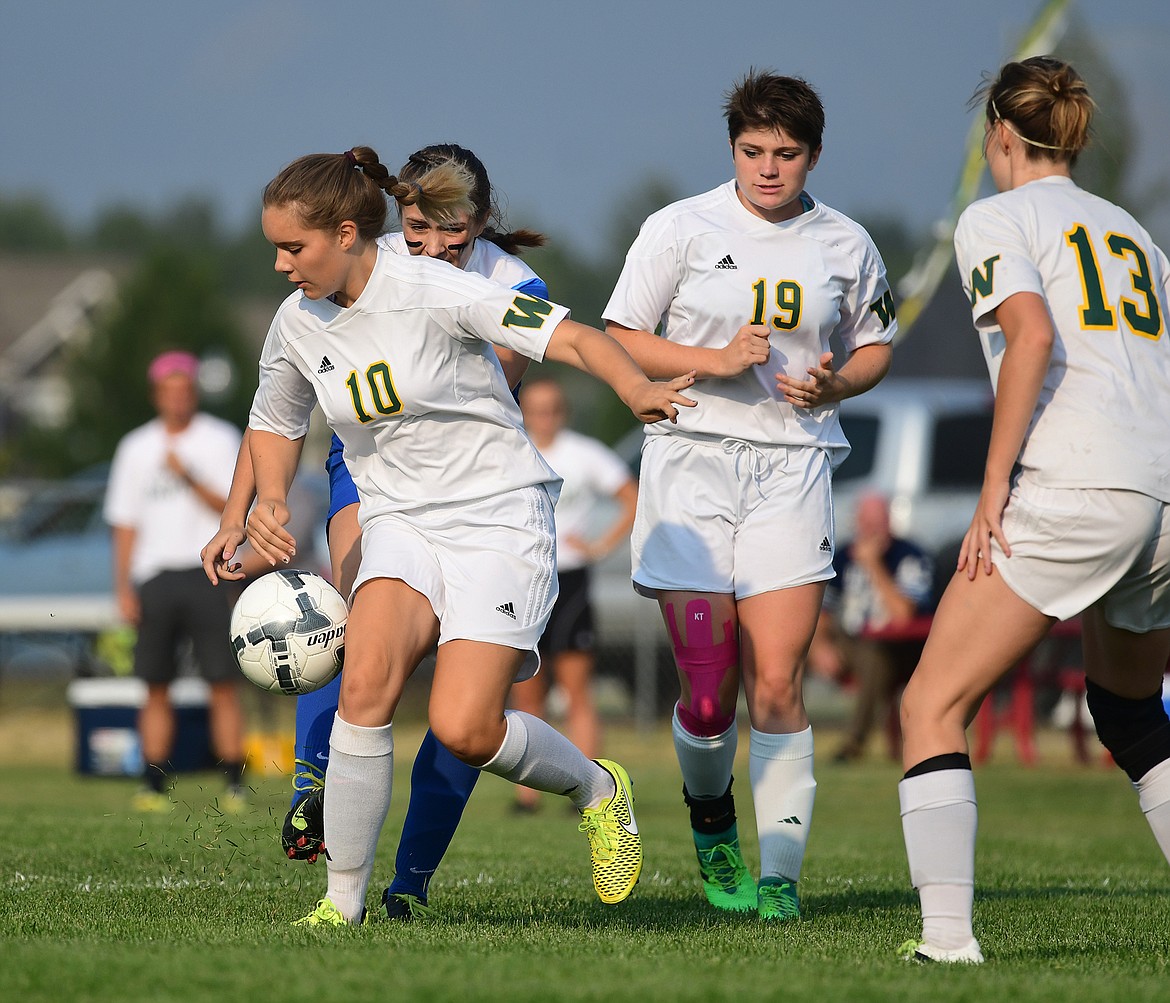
230, 569, 347, 695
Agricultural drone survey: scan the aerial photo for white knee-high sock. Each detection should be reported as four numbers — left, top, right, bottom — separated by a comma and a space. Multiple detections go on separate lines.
899, 769, 977, 950
323, 715, 394, 923
481, 710, 612, 810
672, 708, 738, 798
1136, 758, 1170, 864
750, 726, 816, 883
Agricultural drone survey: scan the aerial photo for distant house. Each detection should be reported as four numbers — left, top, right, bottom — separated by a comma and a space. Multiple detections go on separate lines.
0, 255, 122, 435
0, 255, 276, 445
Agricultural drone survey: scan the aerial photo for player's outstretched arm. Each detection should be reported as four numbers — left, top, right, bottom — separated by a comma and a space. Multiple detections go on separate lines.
544, 318, 696, 424
607, 321, 771, 380
246, 428, 305, 568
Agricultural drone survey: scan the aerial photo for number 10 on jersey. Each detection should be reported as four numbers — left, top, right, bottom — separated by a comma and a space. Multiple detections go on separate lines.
346, 361, 402, 423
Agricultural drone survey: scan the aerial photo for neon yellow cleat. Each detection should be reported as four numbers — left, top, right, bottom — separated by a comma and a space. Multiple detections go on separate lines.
131, 789, 172, 814
292, 897, 367, 927
219, 787, 249, 816
578, 759, 642, 904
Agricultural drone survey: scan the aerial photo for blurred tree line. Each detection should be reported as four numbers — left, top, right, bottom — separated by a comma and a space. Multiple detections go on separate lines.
0, 181, 918, 478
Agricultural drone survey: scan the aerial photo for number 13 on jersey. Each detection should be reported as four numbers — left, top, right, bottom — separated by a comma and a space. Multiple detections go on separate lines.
1065, 224, 1163, 339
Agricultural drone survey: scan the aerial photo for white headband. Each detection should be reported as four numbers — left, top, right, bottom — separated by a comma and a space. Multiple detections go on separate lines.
990, 99, 1066, 151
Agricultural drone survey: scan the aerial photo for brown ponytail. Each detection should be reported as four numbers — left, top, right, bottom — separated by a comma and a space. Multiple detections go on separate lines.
977, 56, 1095, 165
263, 146, 475, 240
479, 226, 547, 256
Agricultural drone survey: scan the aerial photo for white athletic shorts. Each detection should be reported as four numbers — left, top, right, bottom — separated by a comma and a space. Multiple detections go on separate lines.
991, 470, 1170, 631
631, 433, 835, 599
353, 484, 558, 680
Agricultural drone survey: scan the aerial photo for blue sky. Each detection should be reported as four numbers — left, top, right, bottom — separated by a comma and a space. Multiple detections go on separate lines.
3, 1, 1168, 257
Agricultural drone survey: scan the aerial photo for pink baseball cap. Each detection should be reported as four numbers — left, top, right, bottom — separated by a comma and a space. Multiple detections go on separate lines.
148, 350, 199, 384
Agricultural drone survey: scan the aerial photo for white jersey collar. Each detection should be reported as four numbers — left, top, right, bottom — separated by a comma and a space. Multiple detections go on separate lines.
722, 179, 818, 230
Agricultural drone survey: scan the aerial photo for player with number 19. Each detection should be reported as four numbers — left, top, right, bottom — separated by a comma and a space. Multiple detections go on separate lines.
897, 55, 1170, 964
243, 146, 695, 926
603, 70, 895, 921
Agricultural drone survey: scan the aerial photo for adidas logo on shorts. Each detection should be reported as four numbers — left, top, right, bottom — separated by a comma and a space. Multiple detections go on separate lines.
317, 356, 334, 374
715, 254, 737, 270
818, 536, 831, 553
496, 601, 517, 620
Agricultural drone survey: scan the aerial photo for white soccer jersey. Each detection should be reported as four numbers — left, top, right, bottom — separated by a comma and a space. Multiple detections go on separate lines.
539, 428, 633, 572
603, 180, 896, 462
104, 413, 242, 584
955, 175, 1170, 501
249, 247, 569, 524
379, 232, 546, 294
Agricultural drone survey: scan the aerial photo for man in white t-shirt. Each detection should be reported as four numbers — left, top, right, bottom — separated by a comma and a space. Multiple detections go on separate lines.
510, 377, 638, 811
103, 350, 246, 813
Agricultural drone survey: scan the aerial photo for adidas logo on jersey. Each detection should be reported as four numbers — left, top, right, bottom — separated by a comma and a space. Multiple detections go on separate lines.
317, 356, 334, 374
778, 815, 803, 825
496, 601, 517, 620
818, 536, 832, 553
715, 254, 737, 270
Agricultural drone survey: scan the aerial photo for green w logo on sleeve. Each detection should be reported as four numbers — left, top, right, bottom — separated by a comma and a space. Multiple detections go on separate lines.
868, 289, 896, 328
968, 255, 1001, 304
502, 295, 555, 329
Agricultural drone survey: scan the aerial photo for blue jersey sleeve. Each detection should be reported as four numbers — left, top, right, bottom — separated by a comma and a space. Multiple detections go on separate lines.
514, 275, 549, 300
509, 275, 548, 403
325, 432, 359, 521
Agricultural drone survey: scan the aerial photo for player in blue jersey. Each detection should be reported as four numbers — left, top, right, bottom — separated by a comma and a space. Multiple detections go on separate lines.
204, 145, 551, 920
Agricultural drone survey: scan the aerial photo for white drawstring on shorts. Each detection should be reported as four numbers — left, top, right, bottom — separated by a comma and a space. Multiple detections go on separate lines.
720, 437, 772, 495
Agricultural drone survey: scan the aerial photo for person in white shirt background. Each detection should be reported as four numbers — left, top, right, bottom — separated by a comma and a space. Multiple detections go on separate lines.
104, 350, 246, 813
511, 376, 638, 811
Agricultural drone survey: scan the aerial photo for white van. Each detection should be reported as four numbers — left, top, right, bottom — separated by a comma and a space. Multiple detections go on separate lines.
592, 377, 994, 647
833, 377, 994, 561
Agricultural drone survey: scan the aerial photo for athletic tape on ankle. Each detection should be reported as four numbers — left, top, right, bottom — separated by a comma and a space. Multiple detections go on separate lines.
667, 599, 737, 736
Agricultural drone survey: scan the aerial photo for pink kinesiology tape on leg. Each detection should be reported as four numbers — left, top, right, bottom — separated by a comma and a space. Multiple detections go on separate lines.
667, 599, 738, 737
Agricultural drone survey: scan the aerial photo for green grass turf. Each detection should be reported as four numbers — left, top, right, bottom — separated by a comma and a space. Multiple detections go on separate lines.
3, 715, 1169, 1002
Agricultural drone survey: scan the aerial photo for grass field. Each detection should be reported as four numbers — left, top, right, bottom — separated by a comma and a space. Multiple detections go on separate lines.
3, 680, 1169, 1003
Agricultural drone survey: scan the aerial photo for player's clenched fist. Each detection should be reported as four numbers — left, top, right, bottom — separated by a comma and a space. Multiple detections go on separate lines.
716, 323, 771, 378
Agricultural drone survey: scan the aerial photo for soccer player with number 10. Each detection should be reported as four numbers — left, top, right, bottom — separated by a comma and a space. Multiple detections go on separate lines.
236, 145, 696, 925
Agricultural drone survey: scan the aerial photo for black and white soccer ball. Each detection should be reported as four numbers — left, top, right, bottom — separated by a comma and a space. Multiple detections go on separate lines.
229, 569, 347, 695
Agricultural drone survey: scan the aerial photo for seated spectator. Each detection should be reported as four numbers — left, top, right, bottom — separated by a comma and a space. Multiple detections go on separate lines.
808, 491, 934, 762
